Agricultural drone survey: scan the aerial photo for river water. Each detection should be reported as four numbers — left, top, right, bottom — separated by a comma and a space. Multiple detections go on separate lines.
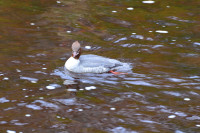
0, 0, 200, 132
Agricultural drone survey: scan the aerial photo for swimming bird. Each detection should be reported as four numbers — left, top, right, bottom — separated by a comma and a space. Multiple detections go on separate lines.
65, 41, 127, 74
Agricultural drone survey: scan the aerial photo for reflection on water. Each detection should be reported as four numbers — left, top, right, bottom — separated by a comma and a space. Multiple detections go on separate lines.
0, 0, 200, 132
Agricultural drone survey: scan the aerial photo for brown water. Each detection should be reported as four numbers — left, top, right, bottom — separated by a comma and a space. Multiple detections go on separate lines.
0, 0, 200, 132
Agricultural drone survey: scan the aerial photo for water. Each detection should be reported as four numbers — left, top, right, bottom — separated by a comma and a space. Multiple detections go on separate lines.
0, 0, 200, 132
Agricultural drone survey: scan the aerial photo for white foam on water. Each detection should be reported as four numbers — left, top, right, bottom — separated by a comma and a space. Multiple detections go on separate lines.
46, 84, 61, 90
85, 86, 96, 90
127, 7, 134, 10
110, 107, 116, 110
56, 1, 61, 4
78, 109, 83, 111
184, 98, 190, 101
46, 86, 55, 90
16, 69, 21, 72
3, 77, 9, 80
25, 114, 31, 117
168, 115, 176, 119
142, 1, 155, 4
112, 11, 117, 13
85, 46, 91, 49
30, 23, 35, 26
7, 130, 16, 133
155, 30, 168, 33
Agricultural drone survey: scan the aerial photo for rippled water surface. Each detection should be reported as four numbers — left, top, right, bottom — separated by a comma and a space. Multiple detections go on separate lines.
0, 0, 200, 132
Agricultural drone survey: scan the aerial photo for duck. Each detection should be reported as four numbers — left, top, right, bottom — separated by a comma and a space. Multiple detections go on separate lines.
64, 41, 128, 74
